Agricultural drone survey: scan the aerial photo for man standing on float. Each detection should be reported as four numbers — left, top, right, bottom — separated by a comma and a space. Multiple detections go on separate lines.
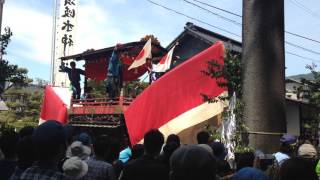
106, 44, 123, 99
60, 61, 85, 99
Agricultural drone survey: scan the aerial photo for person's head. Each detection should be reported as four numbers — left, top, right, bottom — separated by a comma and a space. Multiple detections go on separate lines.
93, 135, 109, 159
197, 131, 210, 144
0, 129, 19, 160
210, 142, 226, 160
279, 134, 297, 155
236, 151, 255, 171
19, 126, 34, 138
143, 129, 164, 156
170, 145, 217, 180
32, 120, 67, 163
67, 141, 91, 160
70, 61, 76, 69
298, 143, 317, 159
62, 156, 88, 179
279, 157, 318, 180
105, 137, 121, 163
166, 134, 180, 146
163, 142, 179, 157
77, 132, 92, 147
131, 144, 144, 160
63, 124, 75, 146
233, 167, 268, 180
16, 136, 36, 166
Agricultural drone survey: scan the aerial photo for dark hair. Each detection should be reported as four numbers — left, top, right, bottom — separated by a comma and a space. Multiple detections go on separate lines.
131, 144, 144, 160
143, 129, 164, 156
197, 131, 210, 144
236, 152, 254, 171
105, 137, 121, 163
19, 126, 34, 138
170, 145, 217, 180
93, 135, 109, 158
167, 134, 180, 146
280, 142, 294, 156
280, 157, 318, 180
17, 136, 36, 167
70, 61, 76, 66
210, 142, 226, 160
0, 129, 19, 159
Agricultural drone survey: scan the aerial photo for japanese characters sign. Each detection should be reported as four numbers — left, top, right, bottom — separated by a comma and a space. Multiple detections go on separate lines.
60, 0, 77, 56
51, 0, 78, 86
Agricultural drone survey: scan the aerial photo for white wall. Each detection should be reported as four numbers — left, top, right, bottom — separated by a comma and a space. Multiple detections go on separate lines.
286, 101, 300, 136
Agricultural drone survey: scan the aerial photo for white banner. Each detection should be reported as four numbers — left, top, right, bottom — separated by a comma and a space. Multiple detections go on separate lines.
52, 0, 78, 87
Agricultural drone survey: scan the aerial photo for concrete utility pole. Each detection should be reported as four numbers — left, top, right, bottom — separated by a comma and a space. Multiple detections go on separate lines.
242, 0, 286, 153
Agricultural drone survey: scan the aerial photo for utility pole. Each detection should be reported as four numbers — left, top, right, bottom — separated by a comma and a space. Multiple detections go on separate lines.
242, 0, 286, 153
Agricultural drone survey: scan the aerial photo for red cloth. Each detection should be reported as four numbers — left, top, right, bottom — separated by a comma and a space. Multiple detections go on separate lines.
124, 42, 225, 145
84, 56, 151, 81
85, 57, 107, 81
40, 85, 68, 124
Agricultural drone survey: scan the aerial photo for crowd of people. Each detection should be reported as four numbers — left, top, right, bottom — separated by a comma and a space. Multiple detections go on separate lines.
0, 120, 319, 180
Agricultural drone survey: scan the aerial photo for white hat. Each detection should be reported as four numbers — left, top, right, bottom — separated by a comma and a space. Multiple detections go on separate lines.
298, 143, 317, 158
66, 141, 91, 160
63, 156, 88, 179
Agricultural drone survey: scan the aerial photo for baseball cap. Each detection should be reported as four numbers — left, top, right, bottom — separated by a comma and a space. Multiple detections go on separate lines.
77, 133, 92, 146
280, 134, 297, 145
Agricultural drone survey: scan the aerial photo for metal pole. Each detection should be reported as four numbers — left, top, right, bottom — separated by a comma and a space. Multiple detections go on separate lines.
0, 0, 5, 61
50, 0, 57, 85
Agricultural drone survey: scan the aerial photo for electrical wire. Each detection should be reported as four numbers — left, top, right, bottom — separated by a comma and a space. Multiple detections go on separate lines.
146, 0, 320, 62
146, 0, 240, 37
192, 0, 320, 45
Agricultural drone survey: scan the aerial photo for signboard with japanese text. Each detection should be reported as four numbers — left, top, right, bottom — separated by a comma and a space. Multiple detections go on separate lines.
52, 0, 78, 87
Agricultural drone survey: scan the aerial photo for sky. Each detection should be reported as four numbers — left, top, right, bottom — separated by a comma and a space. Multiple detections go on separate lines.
2, 0, 320, 81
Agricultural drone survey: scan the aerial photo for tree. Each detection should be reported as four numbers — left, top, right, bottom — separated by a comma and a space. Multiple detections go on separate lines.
202, 51, 250, 152
0, 81, 44, 129
0, 27, 29, 95
297, 64, 320, 139
140, 35, 160, 45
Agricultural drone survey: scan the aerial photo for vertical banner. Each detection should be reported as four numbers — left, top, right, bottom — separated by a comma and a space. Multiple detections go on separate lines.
52, 0, 78, 87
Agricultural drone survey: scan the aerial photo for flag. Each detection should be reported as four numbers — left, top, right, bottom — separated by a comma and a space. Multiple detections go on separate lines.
128, 39, 152, 70
124, 41, 226, 145
153, 45, 175, 72
221, 92, 237, 169
39, 85, 72, 125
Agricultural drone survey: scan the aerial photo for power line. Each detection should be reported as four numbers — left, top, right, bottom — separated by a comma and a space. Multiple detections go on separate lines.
290, 0, 320, 19
286, 51, 320, 63
192, 0, 320, 45
193, 0, 241, 17
146, 0, 240, 37
285, 41, 320, 56
147, 0, 320, 57
285, 31, 320, 44
182, 0, 241, 26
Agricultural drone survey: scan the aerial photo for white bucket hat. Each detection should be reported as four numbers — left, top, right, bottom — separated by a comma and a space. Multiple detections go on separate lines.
63, 156, 88, 179
66, 141, 91, 160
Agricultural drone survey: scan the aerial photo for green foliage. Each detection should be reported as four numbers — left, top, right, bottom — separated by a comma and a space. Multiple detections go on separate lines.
202, 50, 250, 151
0, 86, 43, 130
0, 27, 30, 94
87, 80, 106, 98
296, 64, 320, 138
201, 51, 242, 102
203, 122, 221, 141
